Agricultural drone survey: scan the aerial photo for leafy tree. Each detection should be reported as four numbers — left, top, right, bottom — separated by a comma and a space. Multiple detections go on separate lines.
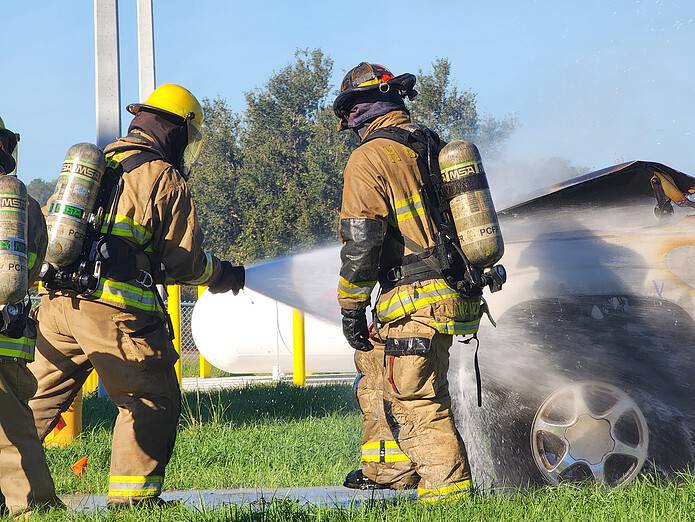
190, 50, 352, 263
233, 49, 351, 261
409, 58, 517, 156
188, 98, 242, 260
191, 52, 516, 263
27, 178, 56, 206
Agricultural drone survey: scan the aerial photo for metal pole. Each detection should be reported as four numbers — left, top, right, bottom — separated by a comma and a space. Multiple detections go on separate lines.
136, 0, 156, 101
197, 286, 213, 378
94, 0, 121, 148
94, 0, 121, 403
168, 285, 182, 386
292, 309, 305, 387
83, 371, 99, 393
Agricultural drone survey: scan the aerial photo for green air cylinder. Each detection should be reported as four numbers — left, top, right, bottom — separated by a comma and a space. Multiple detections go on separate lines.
0, 175, 29, 303
45, 143, 106, 268
438, 140, 504, 268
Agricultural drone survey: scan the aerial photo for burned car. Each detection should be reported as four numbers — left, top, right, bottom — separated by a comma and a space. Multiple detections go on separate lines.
452, 161, 695, 489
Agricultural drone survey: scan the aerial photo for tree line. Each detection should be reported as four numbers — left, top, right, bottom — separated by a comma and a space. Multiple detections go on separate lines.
28, 50, 517, 264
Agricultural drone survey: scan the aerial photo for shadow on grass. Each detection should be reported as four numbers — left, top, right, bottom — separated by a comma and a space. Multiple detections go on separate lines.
83, 383, 357, 431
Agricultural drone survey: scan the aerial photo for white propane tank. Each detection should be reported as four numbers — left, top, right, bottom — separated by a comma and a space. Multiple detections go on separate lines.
192, 288, 355, 374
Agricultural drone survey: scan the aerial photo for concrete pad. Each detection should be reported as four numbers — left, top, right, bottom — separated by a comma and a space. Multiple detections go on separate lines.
63, 486, 416, 512
182, 374, 354, 391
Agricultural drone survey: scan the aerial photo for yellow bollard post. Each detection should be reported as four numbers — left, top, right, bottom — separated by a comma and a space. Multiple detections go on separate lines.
293, 308, 306, 387
197, 286, 213, 378
167, 284, 182, 386
44, 392, 83, 447
83, 371, 99, 393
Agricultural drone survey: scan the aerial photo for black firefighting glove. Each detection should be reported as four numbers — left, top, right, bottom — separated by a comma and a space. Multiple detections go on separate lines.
209, 261, 245, 295
0, 129, 18, 174
341, 308, 373, 352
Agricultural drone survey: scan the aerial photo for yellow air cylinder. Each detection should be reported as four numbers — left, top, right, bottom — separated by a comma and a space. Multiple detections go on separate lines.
45, 144, 106, 269
438, 140, 504, 268
0, 175, 29, 303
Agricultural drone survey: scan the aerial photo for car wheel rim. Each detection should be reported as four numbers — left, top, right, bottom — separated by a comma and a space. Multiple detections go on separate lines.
531, 381, 649, 487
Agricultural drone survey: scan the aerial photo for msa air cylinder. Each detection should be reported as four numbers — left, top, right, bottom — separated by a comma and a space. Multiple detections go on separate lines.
45, 144, 106, 268
438, 140, 504, 268
0, 175, 29, 303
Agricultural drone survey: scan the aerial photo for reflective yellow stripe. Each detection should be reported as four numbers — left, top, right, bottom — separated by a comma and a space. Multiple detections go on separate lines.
109, 475, 164, 483
338, 276, 375, 302
92, 278, 158, 312
361, 440, 411, 463
106, 151, 128, 169
101, 214, 153, 248
187, 251, 214, 285
0, 335, 35, 360
428, 319, 480, 335
362, 454, 412, 463
394, 194, 425, 223
376, 281, 459, 323
356, 77, 382, 88
361, 441, 401, 450
108, 475, 163, 498
418, 479, 472, 501
28, 252, 37, 270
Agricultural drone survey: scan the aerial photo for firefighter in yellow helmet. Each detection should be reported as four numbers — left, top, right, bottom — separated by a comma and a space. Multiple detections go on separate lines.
335, 63, 482, 501
28, 84, 244, 507
0, 117, 63, 516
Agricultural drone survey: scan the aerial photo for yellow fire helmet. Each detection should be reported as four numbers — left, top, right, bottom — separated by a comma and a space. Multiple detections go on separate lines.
127, 83, 204, 177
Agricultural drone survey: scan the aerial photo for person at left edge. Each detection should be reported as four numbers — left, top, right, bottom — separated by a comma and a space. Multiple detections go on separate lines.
0, 117, 64, 517
28, 84, 244, 507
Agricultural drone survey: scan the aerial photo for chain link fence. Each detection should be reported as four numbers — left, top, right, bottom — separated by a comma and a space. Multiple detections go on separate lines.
180, 301, 201, 377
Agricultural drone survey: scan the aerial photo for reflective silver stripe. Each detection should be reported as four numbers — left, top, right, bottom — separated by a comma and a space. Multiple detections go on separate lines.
93, 278, 158, 312
377, 284, 458, 322
101, 215, 153, 248
394, 195, 425, 222
428, 319, 480, 335
108, 475, 163, 497
338, 276, 375, 301
188, 251, 214, 285
361, 440, 411, 463
0, 335, 35, 360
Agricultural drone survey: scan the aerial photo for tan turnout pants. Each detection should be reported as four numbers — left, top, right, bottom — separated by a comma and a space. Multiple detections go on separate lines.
380, 329, 472, 500
355, 342, 419, 488
0, 361, 61, 516
28, 295, 181, 505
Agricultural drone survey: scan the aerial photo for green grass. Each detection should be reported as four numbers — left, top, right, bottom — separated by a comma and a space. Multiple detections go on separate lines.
45, 384, 361, 494
16, 384, 695, 521
181, 357, 234, 378
24, 478, 695, 521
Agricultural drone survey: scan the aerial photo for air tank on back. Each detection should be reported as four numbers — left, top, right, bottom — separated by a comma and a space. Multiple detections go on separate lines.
45, 143, 106, 268
0, 175, 28, 303
438, 140, 504, 268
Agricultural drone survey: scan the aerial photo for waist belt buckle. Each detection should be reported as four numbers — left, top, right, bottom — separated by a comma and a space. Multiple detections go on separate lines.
386, 266, 402, 282
136, 270, 154, 289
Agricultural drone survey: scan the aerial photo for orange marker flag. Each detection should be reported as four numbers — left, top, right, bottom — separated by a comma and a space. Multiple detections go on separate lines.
71, 456, 89, 476
54, 415, 67, 433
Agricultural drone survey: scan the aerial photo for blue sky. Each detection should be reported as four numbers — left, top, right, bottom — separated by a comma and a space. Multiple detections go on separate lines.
2, 1, 694, 182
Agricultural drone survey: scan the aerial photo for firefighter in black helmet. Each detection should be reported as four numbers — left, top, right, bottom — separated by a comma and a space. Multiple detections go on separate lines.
335, 62, 481, 501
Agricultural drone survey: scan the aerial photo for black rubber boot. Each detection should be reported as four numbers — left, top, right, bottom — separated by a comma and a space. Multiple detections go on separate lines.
343, 469, 390, 490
